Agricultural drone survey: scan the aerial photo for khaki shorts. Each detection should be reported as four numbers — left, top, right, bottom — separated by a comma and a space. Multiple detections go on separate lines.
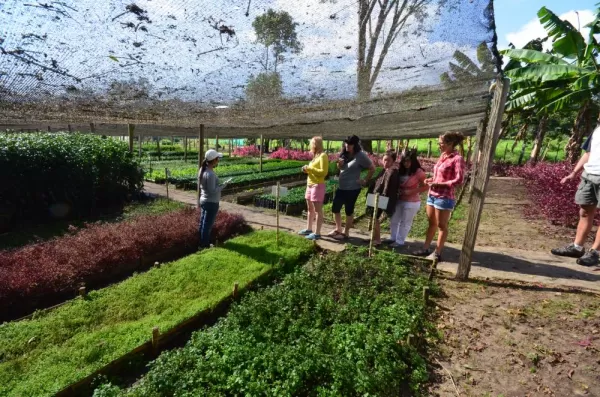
575, 171, 600, 208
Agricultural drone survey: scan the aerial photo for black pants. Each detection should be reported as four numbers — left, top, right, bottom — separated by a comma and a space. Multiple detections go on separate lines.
331, 189, 362, 216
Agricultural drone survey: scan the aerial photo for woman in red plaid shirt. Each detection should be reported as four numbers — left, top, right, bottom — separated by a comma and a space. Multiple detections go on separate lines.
413, 132, 466, 262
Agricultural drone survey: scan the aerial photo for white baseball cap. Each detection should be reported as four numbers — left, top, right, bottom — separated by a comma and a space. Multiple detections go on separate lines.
205, 149, 223, 161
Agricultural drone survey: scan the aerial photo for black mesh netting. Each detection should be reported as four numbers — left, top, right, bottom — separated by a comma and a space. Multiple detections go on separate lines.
0, 0, 500, 138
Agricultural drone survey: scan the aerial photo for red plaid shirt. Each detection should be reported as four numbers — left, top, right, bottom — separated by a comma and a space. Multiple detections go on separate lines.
429, 151, 466, 200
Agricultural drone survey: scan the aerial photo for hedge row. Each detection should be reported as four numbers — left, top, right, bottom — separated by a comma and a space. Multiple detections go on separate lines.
109, 246, 436, 396
0, 231, 315, 397
0, 208, 248, 322
0, 133, 143, 231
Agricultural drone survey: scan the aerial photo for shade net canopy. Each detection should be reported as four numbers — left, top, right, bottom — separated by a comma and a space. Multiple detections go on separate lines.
0, 0, 499, 139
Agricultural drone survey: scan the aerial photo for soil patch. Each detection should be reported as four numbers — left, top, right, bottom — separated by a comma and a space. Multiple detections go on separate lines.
430, 278, 600, 397
477, 177, 576, 251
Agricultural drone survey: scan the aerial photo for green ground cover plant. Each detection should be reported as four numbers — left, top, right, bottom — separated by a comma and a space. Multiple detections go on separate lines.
0, 231, 314, 397
103, 246, 436, 396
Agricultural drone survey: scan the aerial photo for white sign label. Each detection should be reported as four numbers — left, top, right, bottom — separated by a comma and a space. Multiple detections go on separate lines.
272, 186, 289, 197
366, 194, 389, 210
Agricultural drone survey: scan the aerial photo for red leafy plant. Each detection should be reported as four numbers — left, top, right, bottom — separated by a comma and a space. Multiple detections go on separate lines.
0, 208, 248, 321
232, 145, 260, 157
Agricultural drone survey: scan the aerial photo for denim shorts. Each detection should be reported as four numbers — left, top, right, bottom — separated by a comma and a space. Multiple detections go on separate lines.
426, 195, 455, 211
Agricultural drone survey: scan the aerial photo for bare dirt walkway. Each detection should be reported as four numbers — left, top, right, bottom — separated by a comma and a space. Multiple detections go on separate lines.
144, 180, 600, 292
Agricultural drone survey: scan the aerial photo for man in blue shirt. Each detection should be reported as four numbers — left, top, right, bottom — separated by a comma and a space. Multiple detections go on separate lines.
551, 128, 600, 267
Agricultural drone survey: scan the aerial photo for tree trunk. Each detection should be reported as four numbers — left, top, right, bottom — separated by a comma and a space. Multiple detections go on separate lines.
511, 122, 529, 152
529, 115, 548, 164
565, 102, 592, 165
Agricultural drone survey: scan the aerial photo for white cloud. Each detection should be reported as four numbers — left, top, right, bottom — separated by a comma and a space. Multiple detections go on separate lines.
504, 9, 594, 50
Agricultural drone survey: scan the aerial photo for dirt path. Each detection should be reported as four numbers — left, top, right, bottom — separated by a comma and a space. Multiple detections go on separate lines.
144, 180, 600, 292
430, 278, 600, 397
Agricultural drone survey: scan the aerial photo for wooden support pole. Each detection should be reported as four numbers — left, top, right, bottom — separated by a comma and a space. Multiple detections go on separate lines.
259, 134, 264, 172
326, 140, 331, 153
215, 134, 219, 151
184, 136, 188, 161
427, 140, 432, 158
67, 124, 72, 133
138, 132, 143, 158
457, 77, 510, 281
468, 119, 486, 199
156, 138, 161, 160
377, 140, 381, 154
47, 126, 51, 132
233, 282, 239, 298
90, 122, 96, 133
276, 181, 280, 245
368, 194, 379, 257
229, 138, 232, 157
198, 125, 205, 200
127, 124, 135, 153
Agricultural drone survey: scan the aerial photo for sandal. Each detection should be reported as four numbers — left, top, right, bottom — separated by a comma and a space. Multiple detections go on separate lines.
332, 233, 348, 241
412, 248, 432, 257
327, 230, 342, 237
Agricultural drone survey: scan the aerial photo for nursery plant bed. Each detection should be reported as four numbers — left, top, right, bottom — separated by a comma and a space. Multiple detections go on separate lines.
0, 231, 314, 397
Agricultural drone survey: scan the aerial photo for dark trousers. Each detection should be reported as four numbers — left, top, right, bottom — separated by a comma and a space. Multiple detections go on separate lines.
199, 201, 219, 247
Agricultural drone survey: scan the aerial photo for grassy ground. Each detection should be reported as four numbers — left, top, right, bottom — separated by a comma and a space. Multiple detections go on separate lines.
0, 231, 314, 397
0, 198, 186, 251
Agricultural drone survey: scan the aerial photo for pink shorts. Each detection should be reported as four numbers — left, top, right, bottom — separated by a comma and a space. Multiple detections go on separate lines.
305, 183, 326, 203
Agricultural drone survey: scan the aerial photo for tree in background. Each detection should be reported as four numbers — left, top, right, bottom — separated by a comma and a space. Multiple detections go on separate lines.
502, 6, 600, 164
246, 9, 302, 152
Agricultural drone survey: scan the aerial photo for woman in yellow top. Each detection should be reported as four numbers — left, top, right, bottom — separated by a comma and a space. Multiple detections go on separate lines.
298, 136, 329, 240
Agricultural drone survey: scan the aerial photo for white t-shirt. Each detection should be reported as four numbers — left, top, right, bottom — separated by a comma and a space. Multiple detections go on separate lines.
583, 127, 600, 175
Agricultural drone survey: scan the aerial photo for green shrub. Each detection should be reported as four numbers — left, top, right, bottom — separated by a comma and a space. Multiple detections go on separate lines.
0, 133, 143, 230
119, 247, 436, 396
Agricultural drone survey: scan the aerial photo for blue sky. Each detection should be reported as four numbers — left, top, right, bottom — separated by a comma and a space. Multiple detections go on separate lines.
495, 0, 597, 48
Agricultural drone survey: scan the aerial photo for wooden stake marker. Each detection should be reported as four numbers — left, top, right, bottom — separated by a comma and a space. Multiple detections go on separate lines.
423, 286, 430, 304
165, 168, 170, 199
151, 326, 160, 354
276, 182, 280, 244
368, 194, 379, 257
78, 286, 86, 298
233, 282, 239, 298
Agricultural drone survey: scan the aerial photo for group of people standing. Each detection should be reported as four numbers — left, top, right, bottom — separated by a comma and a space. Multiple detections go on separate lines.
298, 132, 466, 262
196, 133, 466, 261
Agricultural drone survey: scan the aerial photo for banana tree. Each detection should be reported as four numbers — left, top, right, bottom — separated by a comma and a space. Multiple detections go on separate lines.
501, 6, 600, 164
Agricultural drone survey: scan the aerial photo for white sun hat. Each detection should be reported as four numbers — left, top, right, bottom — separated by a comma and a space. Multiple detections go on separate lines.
205, 149, 223, 161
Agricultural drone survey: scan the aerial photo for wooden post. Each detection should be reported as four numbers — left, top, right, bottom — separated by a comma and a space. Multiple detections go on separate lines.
326, 140, 331, 153
127, 124, 135, 153
456, 77, 510, 280
184, 136, 188, 161
368, 194, 379, 257
152, 327, 160, 354
427, 140, 432, 158
233, 282, 239, 298
79, 286, 86, 297
156, 138, 161, 160
138, 132, 143, 158
90, 122, 96, 133
198, 125, 205, 200
377, 140, 381, 154
67, 124, 72, 133
468, 119, 486, 199
276, 181, 280, 244
229, 139, 232, 157
215, 134, 219, 151
165, 168, 169, 199
47, 126, 51, 132
259, 134, 264, 172
423, 286, 430, 304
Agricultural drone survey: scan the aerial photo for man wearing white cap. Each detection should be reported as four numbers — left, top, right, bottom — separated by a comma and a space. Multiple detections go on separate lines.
198, 149, 228, 248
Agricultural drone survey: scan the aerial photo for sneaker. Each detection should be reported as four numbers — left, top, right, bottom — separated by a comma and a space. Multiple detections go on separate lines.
298, 229, 312, 236
389, 242, 404, 249
426, 251, 442, 262
551, 243, 585, 258
576, 249, 600, 267
412, 248, 432, 257
382, 238, 394, 244
306, 233, 321, 241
